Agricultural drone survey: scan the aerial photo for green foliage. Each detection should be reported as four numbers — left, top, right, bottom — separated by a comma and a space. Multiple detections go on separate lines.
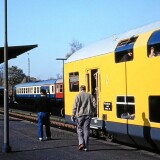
8, 66, 26, 86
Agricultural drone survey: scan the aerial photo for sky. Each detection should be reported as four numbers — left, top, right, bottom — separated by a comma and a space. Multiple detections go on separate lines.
0, 0, 160, 80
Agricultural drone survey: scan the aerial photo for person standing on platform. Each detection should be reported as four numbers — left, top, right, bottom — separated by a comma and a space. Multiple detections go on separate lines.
35, 89, 51, 141
71, 85, 97, 151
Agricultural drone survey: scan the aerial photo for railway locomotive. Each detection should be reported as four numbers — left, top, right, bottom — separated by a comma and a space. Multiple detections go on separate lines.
13, 79, 64, 115
64, 21, 160, 151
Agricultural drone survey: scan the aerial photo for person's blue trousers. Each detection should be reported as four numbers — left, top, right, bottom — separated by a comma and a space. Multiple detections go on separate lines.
38, 112, 51, 139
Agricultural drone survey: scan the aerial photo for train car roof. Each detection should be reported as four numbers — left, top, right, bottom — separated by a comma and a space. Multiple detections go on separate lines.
14, 79, 57, 88
34, 79, 57, 86
14, 82, 36, 88
56, 78, 63, 84
66, 21, 160, 63
0, 44, 38, 64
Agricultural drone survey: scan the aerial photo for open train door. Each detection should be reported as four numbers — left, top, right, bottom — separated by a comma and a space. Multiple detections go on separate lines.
85, 69, 103, 132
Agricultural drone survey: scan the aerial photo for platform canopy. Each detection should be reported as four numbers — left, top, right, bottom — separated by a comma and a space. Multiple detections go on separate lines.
0, 44, 38, 64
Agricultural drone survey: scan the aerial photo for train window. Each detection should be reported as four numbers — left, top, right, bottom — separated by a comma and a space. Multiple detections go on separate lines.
116, 96, 135, 120
69, 72, 79, 92
37, 87, 40, 93
52, 86, 55, 93
117, 96, 125, 102
57, 84, 63, 93
37, 87, 39, 93
60, 84, 63, 93
115, 36, 138, 63
34, 87, 36, 93
149, 96, 160, 123
147, 30, 160, 58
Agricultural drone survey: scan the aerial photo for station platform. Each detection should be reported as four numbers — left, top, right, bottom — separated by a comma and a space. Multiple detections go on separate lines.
0, 114, 159, 160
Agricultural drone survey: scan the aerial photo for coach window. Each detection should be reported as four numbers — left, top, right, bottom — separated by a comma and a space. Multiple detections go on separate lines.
34, 87, 36, 94
115, 36, 138, 63
37, 87, 40, 93
69, 72, 79, 92
60, 84, 63, 93
149, 96, 160, 123
52, 86, 55, 94
116, 96, 135, 120
147, 30, 160, 58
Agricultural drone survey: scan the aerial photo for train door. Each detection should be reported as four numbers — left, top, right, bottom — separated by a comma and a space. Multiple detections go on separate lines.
115, 36, 137, 118
86, 69, 99, 118
86, 69, 104, 131
114, 36, 137, 140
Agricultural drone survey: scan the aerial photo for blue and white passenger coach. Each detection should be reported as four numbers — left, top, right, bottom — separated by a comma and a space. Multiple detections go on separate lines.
14, 79, 56, 105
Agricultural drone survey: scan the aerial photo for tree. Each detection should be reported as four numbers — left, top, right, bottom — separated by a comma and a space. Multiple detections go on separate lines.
8, 66, 26, 96
8, 66, 26, 86
56, 73, 62, 79
65, 40, 83, 58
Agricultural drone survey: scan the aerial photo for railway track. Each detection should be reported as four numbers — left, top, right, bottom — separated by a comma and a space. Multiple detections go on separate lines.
0, 107, 76, 131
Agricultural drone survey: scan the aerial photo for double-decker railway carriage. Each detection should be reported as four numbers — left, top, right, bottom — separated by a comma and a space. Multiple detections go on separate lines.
64, 21, 160, 151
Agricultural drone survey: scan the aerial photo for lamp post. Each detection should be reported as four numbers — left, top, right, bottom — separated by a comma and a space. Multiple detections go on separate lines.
56, 58, 67, 116
2, 0, 12, 153
27, 53, 30, 82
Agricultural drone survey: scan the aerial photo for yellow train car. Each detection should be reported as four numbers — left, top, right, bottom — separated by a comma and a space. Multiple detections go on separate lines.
64, 21, 160, 151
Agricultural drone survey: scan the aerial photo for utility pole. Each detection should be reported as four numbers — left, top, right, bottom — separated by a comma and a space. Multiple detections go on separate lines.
28, 53, 30, 82
2, 0, 12, 153
56, 58, 67, 116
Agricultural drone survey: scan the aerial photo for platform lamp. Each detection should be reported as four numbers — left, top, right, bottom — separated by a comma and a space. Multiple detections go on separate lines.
27, 53, 30, 82
56, 58, 67, 116
2, 0, 12, 153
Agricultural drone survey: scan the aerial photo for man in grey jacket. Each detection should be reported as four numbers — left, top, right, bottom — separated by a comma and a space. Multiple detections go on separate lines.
71, 85, 97, 152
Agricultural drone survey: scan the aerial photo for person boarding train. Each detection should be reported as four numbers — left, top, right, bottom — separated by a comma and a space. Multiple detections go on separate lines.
71, 85, 97, 152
